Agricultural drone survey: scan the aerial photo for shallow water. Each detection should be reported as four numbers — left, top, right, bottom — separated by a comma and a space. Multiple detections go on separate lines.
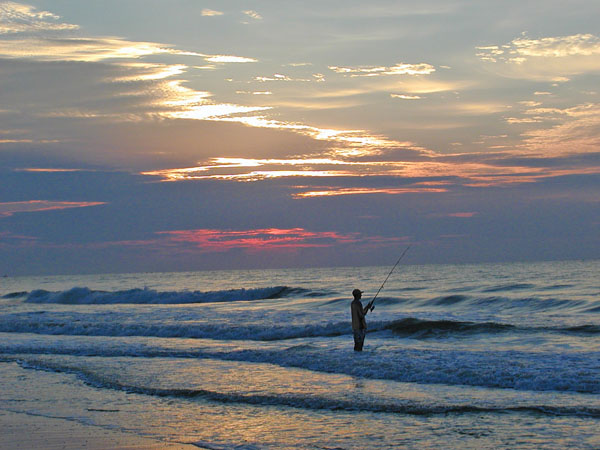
1, 260, 599, 449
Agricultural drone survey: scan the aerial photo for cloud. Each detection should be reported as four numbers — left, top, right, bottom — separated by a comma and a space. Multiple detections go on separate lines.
156, 228, 358, 252
446, 212, 478, 218
0, 36, 258, 64
292, 186, 447, 198
477, 33, 600, 81
517, 103, 600, 155
236, 91, 273, 95
140, 146, 600, 194
204, 55, 257, 63
0, 200, 105, 217
254, 74, 295, 82
15, 168, 93, 173
0, 230, 38, 241
92, 227, 408, 254
243, 10, 262, 20
391, 94, 422, 100
510, 34, 600, 58
201, 9, 223, 17
329, 62, 435, 77
0, 37, 195, 61
113, 63, 188, 81
0, 2, 79, 34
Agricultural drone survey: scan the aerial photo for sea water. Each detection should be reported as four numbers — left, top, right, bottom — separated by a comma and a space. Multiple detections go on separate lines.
0, 260, 599, 449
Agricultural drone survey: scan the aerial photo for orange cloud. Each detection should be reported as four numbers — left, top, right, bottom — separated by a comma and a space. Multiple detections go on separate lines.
293, 187, 447, 198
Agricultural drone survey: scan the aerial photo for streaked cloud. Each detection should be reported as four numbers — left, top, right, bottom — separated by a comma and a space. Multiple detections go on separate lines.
236, 90, 273, 95
477, 33, 600, 81
113, 63, 188, 81
0, 231, 38, 241
201, 9, 223, 17
157, 228, 357, 251
255, 74, 295, 82
243, 10, 262, 20
391, 94, 422, 100
0, 200, 105, 217
15, 168, 92, 173
292, 187, 447, 198
510, 34, 600, 58
329, 62, 435, 77
204, 55, 257, 63
0, 37, 190, 61
0, 2, 78, 34
518, 103, 600, 155
447, 212, 478, 218
60, 227, 409, 255
140, 148, 600, 194
0, 36, 257, 64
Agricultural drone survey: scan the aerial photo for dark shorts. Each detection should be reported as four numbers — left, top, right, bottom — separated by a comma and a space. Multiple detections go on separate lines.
353, 329, 366, 351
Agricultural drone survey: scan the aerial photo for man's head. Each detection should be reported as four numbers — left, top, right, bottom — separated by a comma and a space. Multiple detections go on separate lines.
352, 289, 362, 299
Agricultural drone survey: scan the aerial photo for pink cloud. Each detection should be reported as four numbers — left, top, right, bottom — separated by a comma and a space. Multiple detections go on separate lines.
447, 212, 478, 218
89, 227, 406, 254
156, 227, 361, 252
7, 227, 408, 255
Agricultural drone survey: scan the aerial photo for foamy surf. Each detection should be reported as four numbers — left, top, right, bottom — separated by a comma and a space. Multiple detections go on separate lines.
22, 286, 291, 304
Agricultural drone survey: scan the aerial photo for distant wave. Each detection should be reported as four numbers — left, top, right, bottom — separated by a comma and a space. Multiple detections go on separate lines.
482, 283, 535, 293
23, 286, 293, 305
428, 295, 469, 306
384, 318, 514, 336
564, 325, 600, 334
1, 291, 27, 299
0, 314, 351, 341
2, 312, 599, 343
423, 294, 590, 313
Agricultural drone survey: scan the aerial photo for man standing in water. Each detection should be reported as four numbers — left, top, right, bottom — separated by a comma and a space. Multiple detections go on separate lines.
351, 289, 373, 351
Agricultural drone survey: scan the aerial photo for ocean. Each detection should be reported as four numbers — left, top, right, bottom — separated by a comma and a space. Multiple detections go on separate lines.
1, 260, 599, 449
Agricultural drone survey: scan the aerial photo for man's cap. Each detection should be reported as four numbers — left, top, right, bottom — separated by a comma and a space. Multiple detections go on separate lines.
352, 289, 362, 297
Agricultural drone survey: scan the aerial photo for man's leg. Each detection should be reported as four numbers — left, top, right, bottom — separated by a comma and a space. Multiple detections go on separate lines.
354, 329, 365, 351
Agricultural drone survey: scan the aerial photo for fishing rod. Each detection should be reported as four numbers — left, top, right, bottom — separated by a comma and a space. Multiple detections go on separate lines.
368, 245, 410, 311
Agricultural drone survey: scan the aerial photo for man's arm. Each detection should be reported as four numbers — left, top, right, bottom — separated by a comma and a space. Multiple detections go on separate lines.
363, 300, 373, 314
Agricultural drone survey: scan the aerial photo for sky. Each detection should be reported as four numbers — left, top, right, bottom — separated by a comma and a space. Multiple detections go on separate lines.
1, 0, 599, 275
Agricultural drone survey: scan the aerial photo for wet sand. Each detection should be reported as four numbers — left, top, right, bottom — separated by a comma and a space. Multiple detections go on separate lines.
0, 410, 198, 450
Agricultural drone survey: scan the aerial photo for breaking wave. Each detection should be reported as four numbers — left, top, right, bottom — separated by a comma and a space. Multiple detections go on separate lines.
23, 286, 292, 305
2, 313, 598, 342
9, 352, 600, 400
384, 318, 515, 336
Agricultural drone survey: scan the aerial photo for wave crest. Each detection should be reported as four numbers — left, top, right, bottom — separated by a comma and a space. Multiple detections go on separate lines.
384, 318, 514, 337
25, 286, 291, 305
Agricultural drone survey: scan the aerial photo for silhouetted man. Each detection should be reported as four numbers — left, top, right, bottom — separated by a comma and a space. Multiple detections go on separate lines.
351, 289, 373, 351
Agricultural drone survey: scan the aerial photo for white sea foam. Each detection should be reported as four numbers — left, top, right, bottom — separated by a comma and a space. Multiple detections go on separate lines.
2, 331, 599, 394
24, 286, 290, 304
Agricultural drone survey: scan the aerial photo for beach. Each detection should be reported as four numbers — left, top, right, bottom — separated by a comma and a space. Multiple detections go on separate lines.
1, 409, 197, 450
1, 261, 599, 449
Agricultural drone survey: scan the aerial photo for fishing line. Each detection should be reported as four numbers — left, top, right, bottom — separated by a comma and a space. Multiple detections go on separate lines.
369, 245, 410, 311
